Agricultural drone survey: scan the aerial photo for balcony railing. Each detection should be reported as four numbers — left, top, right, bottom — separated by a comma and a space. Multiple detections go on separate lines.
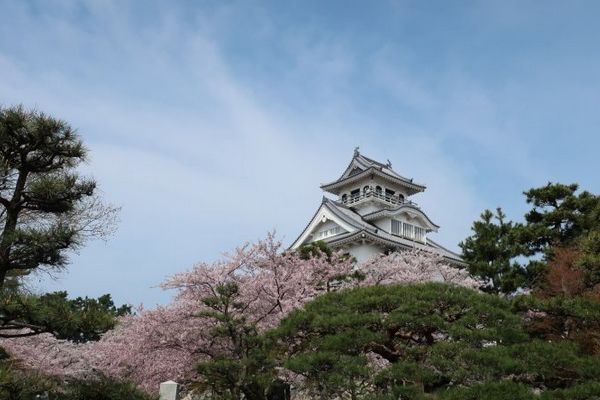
341, 190, 414, 207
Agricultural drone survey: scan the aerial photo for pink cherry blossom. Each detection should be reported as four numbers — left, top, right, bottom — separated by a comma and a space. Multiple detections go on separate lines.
0, 331, 95, 378
1, 235, 478, 393
356, 249, 481, 288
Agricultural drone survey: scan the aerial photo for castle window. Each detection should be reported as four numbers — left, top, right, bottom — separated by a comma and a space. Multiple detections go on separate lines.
350, 189, 360, 200
402, 223, 413, 238
375, 186, 382, 195
392, 221, 427, 243
363, 185, 370, 194
398, 194, 405, 203
341, 194, 348, 203
315, 226, 342, 240
414, 226, 426, 242
385, 189, 395, 202
391, 219, 401, 235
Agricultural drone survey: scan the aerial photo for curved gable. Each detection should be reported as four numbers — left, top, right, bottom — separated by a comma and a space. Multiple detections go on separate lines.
290, 202, 360, 249
363, 204, 439, 231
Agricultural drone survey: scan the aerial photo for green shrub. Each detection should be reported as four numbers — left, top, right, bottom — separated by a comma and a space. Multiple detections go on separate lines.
0, 362, 56, 400
59, 377, 156, 400
0, 361, 154, 400
440, 381, 535, 400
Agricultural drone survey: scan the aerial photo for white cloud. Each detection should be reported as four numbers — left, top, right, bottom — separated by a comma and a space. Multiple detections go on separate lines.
0, 1, 491, 305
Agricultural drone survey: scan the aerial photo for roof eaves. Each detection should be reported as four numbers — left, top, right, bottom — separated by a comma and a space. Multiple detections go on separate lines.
326, 229, 466, 266
326, 229, 418, 250
288, 201, 328, 250
323, 198, 379, 233
320, 167, 376, 190
357, 153, 385, 168
361, 205, 440, 229
321, 168, 425, 192
358, 153, 419, 182
338, 155, 360, 180
289, 197, 370, 250
374, 169, 426, 191
426, 239, 465, 261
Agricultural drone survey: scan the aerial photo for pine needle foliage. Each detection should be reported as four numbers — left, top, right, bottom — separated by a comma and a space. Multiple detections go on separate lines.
0, 105, 118, 287
273, 283, 600, 399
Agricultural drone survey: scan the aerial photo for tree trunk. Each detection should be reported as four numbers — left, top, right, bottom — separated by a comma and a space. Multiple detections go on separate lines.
0, 169, 28, 288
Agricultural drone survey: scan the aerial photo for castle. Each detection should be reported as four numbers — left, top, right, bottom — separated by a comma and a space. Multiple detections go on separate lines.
290, 148, 464, 264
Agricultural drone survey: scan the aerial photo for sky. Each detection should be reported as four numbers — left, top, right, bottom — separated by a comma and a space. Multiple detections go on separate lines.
0, 0, 599, 306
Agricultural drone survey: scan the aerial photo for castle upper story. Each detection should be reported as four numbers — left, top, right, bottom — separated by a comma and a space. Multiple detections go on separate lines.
320, 147, 426, 215
290, 148, 463, 265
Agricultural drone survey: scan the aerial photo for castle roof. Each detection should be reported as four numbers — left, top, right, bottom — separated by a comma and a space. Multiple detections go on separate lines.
361, 204, 440, 230
290, 197, 464, 266
320, 149, 426, 195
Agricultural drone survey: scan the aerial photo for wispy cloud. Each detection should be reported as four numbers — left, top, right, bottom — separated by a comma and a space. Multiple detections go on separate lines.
1, 0, 598, 305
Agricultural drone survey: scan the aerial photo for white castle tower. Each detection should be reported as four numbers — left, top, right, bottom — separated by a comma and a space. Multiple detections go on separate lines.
290, 148, 464, 264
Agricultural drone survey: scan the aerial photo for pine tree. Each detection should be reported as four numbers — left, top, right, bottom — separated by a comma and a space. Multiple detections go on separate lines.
460, 183, 600, 293
274, 283, 600, 399
459, 208, 523, 293
0, 105, 118, 287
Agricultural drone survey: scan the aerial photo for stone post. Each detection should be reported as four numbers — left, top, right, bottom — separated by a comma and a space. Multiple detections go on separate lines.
159, 380, 180, 400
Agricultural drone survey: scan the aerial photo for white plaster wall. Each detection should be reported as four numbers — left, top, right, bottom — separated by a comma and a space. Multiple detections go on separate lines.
348, 243, 384, 263
317, 220, 340, 231
393, 211, 428, 230
372, 217, 391, 233
309, 220, 347, 242
355, 202, 381, 215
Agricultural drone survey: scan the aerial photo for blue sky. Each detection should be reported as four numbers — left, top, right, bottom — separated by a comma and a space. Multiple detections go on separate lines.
1, 1, 598, 306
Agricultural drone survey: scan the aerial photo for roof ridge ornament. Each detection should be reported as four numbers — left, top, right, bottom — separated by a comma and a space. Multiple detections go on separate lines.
353, 146, 360, 157
386, 159, 392, 168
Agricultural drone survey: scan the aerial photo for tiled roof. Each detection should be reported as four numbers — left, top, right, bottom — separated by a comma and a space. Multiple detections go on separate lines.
322, 197, 379, 232
321, 199, 464, 265
361, 203, 440, 230
353, 153, 410, 181
320, 151, 426, 194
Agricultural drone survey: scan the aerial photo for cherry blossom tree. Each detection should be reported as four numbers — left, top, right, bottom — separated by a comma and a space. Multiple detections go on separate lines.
93, 234, 355, 392
356, 249, 481, 288
0, 235, 478, 395
0, 331, 95, 378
